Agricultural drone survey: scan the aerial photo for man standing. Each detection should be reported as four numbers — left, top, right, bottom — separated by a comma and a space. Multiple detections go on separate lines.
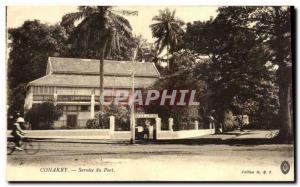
207, 110, 216, 132
144, 119, 151, 139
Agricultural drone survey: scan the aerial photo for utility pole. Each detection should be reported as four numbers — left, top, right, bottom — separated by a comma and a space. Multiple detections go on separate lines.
130, 69, 135, 144
130, 49, 138, 144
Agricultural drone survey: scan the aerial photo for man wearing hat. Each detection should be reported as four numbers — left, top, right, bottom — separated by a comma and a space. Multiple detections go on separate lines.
11, 117, 26, 151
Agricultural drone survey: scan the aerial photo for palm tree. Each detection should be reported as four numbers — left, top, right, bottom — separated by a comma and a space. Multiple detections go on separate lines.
150, 8, 184, 69
61, 6, 137, 113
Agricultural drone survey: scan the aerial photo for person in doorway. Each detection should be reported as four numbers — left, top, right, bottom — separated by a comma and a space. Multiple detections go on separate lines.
148, 121, 154, 139
11, 117, 26, 151
144, 119, 151, 139
136, 125, 144, 139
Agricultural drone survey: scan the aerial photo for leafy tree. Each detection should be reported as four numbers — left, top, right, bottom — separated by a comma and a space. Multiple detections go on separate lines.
145, 50, 207, 129
248, 6, 292, 142
204, 6, 292, 141
25, 102, 63, 130
61, 6, 137, 112
184, 8, 279, 133
251, 81, 279, 129
8, 20, 68, 115
183, 20, 213, 55
150, 8, 185, 69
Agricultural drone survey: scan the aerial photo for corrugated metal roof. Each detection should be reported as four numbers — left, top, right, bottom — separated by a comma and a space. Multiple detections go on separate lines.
28, 74, 157, 88
49, 57, 160, 77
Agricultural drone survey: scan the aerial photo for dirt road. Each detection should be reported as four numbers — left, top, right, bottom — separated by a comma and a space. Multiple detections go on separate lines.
6, 141, 294, 181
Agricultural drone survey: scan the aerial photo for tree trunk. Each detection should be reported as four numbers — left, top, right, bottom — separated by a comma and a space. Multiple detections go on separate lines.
273, 7, 293, 143
167, 44, 170, 69
219, 109, 225, 133
278, 75, 293, 143
215, 107, 225, 134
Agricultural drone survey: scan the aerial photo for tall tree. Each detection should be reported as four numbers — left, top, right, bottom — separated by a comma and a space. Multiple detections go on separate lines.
61, 6, 137, 112
252, 7, 292, 142
145, 50, 205, 128
150, 8, 184, 70
8, 20, 68, 115
184, 8, 279, 133
213, 6, 292, 141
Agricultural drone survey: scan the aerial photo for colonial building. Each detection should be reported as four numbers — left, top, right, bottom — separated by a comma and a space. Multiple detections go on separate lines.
24, 57, 160, 129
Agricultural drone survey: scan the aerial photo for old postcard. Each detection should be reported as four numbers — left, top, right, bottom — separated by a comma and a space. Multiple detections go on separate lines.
6, 6, 294, 182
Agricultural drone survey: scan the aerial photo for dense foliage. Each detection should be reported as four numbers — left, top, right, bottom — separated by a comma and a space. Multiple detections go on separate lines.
25, 102, 63, 130
8, 20, 68, 115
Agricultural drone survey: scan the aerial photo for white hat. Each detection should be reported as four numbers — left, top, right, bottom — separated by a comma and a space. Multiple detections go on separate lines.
16, 117, 25, 123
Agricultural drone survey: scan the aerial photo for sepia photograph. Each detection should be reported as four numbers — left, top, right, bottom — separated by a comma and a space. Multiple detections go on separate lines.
5, 5, 294, 182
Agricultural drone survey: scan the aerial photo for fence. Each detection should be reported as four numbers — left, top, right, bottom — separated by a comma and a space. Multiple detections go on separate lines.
16, 116, 215, 140
156, 118, 215, 140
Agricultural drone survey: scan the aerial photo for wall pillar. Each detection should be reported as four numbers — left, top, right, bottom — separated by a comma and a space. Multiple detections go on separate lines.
53, 93, 58, 106
90, 94, 95, 118
156, 118, 161, 132
168, 118, 173, 131
24, 87, 33, 110
109, 116, 115, 134
195, 120, 199, 130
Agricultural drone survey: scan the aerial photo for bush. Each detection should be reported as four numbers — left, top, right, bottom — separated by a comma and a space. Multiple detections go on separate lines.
223, 111, 239, 131
86, 117, 109, 129
25, 102, 63, 130
86, 104, 130, 130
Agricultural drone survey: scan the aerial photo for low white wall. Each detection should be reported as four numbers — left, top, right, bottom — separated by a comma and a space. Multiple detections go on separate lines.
157, 129, 215, 140
7, 129, 131, 140
7, 129, 213, 140
112, 131, 131, 140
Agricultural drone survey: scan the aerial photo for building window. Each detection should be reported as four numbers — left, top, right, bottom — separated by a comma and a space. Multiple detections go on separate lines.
33, 86, 38, 94
33, 95, 54, 101
43, 86, 48, 93
49, 87, 54, 94
33, 86, 55, 94
67, 106, 78, 111
81, 106, 89, 111
94, 105, 100, 111
57, 95, 91, 102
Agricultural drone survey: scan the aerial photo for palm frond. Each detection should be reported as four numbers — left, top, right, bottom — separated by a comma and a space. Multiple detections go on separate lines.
150, 8, 185, 55
108, 12, 133, 38
65, 6, 136, 59
61, 12, 85, 27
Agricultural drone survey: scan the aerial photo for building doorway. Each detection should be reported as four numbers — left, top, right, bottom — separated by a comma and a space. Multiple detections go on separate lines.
67, 114, 77, 128
135, 114, 158, 141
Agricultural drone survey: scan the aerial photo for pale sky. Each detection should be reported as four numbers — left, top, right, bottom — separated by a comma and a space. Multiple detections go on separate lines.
7, 6, 218, 42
